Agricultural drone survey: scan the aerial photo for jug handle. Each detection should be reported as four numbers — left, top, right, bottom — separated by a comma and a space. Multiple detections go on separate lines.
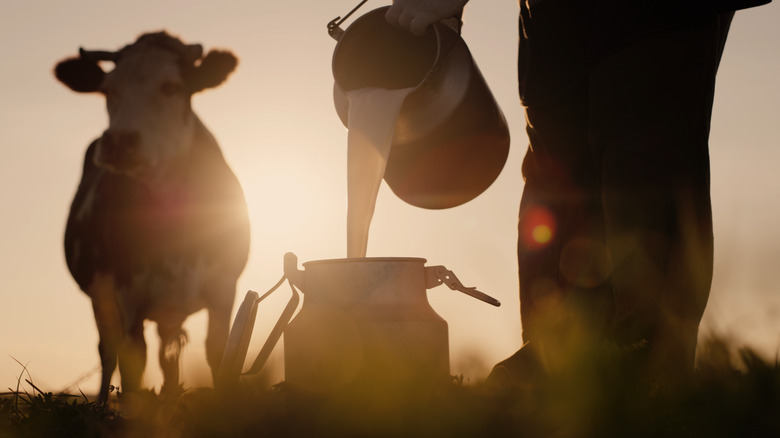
327, 0, 368, 40
425, 265, 501, 307
216, 274, 301, 388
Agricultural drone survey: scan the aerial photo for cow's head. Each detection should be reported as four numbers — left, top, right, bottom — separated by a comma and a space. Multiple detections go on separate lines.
54, 32, 237, 181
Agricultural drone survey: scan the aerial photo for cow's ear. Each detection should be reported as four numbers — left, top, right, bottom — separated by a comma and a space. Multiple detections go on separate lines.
187, 50, 238, 94
54, 58, 106, 93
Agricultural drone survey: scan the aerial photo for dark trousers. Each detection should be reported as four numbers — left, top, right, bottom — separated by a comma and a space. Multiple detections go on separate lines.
517, 11, 734, 378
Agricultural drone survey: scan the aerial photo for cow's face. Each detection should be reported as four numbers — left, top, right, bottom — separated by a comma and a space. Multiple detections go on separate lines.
96, 46, 193, 180
55, 32, 237, 182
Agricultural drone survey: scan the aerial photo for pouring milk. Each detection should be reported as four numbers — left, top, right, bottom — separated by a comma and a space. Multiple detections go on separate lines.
346, 87, 414, 258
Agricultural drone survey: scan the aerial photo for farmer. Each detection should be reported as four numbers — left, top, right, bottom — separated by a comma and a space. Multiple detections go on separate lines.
386, 0, 771, 387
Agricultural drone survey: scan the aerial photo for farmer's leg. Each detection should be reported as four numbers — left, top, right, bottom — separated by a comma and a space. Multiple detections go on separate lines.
518, 87, 615, 370
490, 0, 611, 384
590, 13, 733, 382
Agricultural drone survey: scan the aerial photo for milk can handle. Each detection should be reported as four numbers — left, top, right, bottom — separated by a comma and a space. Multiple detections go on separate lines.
216, 274, 301, 388
425, 265, 501, 307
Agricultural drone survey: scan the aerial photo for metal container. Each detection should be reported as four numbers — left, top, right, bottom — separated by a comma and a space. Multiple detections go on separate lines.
330, 6, 510, 210
283, 256, 449, 392
217, 253, 500, 393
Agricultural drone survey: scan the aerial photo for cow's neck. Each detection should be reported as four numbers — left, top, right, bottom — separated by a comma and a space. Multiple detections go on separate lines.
143, 114, 216, 201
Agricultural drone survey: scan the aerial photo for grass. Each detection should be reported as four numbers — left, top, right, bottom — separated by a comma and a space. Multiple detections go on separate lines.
2, 337, 779, 438
0, 377, 123, 437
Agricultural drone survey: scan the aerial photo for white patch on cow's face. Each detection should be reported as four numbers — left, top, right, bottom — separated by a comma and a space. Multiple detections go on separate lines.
95, 47, 195, 182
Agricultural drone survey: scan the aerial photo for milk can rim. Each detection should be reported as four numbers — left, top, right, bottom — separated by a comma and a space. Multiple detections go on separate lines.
302, 257, 428, 267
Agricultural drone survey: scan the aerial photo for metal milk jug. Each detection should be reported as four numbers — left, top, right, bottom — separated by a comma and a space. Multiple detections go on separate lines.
329, 5, 510, 210
217, 253, 500, 393
284, 256, 449, 392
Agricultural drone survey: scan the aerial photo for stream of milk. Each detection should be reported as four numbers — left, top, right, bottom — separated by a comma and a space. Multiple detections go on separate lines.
346, 87, 415, 258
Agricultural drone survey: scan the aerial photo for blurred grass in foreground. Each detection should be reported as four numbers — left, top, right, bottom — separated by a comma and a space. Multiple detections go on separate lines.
2, 335, 778, 437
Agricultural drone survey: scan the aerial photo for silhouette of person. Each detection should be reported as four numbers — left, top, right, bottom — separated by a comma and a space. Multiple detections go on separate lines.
387, 0, 771, 388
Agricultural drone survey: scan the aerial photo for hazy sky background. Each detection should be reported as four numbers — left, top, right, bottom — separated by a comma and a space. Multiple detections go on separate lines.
1, 0, 777, 395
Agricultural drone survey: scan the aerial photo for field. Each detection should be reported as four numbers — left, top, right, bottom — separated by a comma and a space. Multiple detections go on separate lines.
2, 337, 778, 438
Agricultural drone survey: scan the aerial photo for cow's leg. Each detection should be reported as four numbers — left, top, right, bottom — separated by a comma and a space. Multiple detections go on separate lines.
118, 319, 146, 395
88, 272, 123, 403
157, 321, 187, 396
205, 284, 234, 384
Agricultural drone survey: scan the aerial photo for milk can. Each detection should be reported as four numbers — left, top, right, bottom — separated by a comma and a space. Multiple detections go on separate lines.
217, 253, 500, 393
329, 4, 510, 210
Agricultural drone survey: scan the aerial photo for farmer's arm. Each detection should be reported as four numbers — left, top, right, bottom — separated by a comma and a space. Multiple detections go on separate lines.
385, 0, 469, 36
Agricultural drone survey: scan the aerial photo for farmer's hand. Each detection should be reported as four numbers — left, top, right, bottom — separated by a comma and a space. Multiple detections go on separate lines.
385, 0, 469, 36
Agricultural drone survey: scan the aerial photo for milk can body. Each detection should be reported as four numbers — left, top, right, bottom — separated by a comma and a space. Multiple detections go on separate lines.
284, 257, 449, 393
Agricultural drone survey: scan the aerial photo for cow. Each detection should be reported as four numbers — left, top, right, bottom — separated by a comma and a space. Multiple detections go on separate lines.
54, 31, 250, 403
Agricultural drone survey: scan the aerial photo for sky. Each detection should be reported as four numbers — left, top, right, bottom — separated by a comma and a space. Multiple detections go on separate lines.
0, 0, 778, 396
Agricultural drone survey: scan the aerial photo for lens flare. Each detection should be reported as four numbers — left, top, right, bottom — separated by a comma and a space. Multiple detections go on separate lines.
520, 206, 556, 249
532, 224, 552, 244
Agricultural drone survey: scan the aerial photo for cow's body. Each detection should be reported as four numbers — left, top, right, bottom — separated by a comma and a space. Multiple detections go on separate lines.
56, 32, 249, 402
